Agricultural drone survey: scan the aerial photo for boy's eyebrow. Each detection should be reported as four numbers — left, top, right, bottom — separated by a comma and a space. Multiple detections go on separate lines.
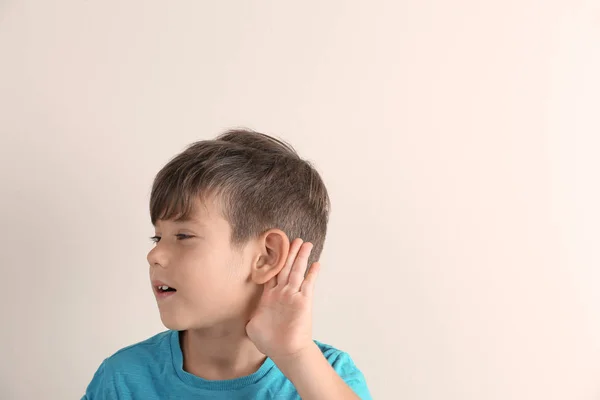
173, 218, 204, 226
154, 216, 206, 227
174, 217, 205, 226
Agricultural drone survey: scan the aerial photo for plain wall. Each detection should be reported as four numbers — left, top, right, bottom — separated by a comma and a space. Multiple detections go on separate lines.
1, 1, 599, 399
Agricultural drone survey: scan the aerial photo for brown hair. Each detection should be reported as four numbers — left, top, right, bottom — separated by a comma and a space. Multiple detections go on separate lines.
149, 128, 331, 267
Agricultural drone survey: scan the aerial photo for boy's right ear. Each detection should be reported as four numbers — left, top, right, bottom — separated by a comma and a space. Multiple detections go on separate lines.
250, 229, 290, 285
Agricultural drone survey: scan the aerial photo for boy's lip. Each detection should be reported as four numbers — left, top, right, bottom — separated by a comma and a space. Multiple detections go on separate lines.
151, 280, 178, 301
151, 279, 174, 287
151, 279, 177, 292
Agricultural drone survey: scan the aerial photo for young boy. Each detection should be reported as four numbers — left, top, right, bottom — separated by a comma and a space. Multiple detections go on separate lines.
82, 129, 372, 399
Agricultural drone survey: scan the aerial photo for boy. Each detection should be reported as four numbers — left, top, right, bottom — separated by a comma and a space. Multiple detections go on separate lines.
82, 129, 372, 399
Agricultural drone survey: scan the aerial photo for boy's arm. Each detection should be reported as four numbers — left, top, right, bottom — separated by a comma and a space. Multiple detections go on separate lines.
273, 343, 367, 400
245, 239, 371, 399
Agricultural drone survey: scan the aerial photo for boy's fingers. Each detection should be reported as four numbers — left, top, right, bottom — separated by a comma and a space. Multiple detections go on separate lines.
265, 275, 277, 290
300, 261, 321, 297
288, 242, 313, 289
277, 238, 303, 286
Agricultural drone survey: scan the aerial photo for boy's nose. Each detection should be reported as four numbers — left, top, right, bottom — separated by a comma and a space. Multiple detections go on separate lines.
147, 247, 169, 269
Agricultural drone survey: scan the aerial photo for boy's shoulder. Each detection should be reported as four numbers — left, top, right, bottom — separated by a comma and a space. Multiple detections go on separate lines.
314, 339, 347, 359
102, 330, 173, 370
313, 339, 365, 376
313, 340, 372, 399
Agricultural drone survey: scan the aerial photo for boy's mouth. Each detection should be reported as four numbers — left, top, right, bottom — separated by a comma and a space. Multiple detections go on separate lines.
151, 280, 178, 300
157, 285, 177, 293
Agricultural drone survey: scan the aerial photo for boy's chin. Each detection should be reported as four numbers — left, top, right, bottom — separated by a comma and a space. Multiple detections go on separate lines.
158, 313, 190, 331
161, 320, 185, 331
159, 313, 214, 331
160, 313, 248, 332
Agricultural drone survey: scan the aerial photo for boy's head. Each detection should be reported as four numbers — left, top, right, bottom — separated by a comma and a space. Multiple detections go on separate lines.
146, 129, 330, 331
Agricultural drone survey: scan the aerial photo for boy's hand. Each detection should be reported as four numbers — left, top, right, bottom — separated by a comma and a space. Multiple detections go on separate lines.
246, 238, 321, 362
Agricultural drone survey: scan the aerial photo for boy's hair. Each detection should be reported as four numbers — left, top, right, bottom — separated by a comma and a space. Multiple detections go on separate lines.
149, 128, 330, 267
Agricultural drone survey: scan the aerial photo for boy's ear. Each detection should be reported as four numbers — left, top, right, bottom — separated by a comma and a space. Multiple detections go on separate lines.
251, 229, 290, 285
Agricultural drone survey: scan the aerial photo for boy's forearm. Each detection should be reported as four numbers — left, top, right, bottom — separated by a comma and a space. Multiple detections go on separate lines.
272, 343, 361, 400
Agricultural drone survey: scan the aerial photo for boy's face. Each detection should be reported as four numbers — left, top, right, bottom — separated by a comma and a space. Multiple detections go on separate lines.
147, 196, 260, 331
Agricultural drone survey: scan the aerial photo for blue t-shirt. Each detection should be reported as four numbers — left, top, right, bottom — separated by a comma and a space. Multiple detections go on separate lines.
82, 330, 372, 399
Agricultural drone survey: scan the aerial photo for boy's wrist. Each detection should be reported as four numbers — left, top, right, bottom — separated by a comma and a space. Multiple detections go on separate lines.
270, 341, 321, 371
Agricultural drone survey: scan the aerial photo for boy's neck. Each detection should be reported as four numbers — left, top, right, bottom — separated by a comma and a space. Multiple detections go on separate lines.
180, 326, 267, 381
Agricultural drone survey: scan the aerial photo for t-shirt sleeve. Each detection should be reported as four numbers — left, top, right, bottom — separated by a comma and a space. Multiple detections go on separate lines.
330, 351, 373, 400
81, 359, 109, 400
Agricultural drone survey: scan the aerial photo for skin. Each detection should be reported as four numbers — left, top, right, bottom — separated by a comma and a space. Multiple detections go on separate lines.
147, 195, 360, 399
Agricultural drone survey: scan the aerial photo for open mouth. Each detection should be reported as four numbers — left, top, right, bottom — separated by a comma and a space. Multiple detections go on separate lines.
156, 285, 177, 293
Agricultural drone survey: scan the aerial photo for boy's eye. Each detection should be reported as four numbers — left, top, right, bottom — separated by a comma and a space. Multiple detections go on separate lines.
149, 234, 194, 244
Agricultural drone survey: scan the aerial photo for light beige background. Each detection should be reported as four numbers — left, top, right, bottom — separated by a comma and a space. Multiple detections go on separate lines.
1, 1, 599, 399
